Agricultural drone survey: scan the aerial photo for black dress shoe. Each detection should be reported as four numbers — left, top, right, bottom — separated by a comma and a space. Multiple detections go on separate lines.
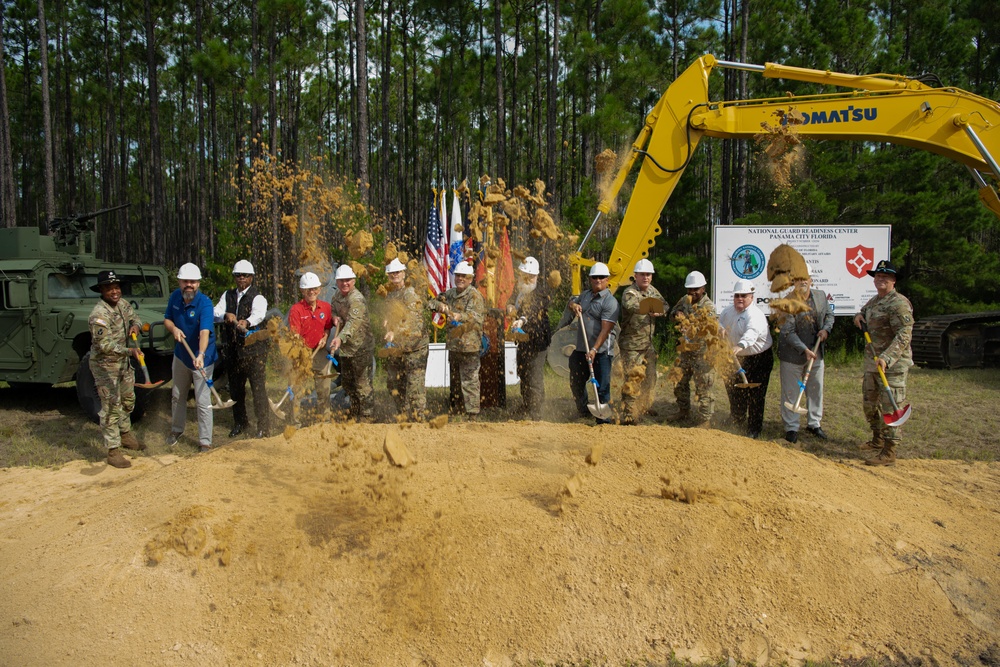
785, 430, 798, 443
228, 424, 246, 438
807, 426, 829, 440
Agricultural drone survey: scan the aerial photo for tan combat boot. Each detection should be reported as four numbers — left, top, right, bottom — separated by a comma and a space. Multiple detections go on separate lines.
865, 443, 897, 466
859, 437, 884, 452
107, 447, 132, 468
120, 431, 146, 451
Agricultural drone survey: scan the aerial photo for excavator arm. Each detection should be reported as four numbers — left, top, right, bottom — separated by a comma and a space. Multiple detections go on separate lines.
572, 54, 1000, 294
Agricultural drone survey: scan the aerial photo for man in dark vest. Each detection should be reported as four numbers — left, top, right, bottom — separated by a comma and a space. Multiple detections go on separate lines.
214, 260, 271, 438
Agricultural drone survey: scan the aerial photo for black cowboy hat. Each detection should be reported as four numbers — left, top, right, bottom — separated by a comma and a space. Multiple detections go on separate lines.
866, 259, 898, 277
90, 270, 122, 292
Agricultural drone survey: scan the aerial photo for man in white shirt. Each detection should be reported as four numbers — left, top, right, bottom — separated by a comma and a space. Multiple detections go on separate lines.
214, 260, 270, 438
718, 279, 773, 439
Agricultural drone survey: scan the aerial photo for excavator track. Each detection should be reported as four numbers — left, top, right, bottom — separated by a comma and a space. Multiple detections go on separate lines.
911, 311, 1000, 369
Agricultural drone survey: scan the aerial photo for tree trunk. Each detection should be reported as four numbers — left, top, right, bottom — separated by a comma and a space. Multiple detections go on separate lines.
56, 4, 75, 212
735, 0, 749, 221
0, 1, 16, 227
493, 0, 506, 178
37, 0, 56, 225
144, 0, 164, 263
268, 20, 281, 304
355, 0, 369, 205
546, 0, 559, 197
195, 0, 207, 255
380, 0, 392, 213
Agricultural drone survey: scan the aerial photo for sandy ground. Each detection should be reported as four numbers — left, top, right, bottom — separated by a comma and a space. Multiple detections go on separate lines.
1, 419, 999, 666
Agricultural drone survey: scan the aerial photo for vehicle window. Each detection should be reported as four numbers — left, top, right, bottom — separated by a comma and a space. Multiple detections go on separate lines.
47, 274, 164, 299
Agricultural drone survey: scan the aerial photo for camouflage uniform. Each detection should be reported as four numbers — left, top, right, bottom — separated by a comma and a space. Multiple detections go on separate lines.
385, 285, 429, 420
860, 289, 913, 449
331, 287, 375, 420
431, 285, 485, 414
506, 285, 552, 420
88, 298, 142, 451
669, 294, 717, 422
619, 284, 664, 422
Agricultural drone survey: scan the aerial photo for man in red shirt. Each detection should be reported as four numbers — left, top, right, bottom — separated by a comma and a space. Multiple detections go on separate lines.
288, 272, 334, 422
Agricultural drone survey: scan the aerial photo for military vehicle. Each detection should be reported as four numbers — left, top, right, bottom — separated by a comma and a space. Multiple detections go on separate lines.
0, 205, 174, 422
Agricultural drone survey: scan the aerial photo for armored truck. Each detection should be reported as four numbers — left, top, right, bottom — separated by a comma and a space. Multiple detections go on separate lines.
0, 208, 174, 422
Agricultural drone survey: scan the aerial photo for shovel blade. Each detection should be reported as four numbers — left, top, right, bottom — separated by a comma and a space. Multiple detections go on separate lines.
734, 382, 760, 389
587, 403, 614, 420
211, 399, 236, 410
883, 404, 912, 427
136, 381, 165, 390
267, 399, 285, 419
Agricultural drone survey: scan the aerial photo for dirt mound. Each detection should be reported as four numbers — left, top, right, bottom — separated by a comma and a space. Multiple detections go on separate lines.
1, 422, 998, 666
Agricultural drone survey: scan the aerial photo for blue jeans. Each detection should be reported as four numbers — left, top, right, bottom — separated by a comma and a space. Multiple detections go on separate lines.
569, 351, 613, 423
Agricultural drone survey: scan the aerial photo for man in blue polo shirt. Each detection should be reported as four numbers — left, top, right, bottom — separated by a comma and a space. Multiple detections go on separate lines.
164, 263, 218, 451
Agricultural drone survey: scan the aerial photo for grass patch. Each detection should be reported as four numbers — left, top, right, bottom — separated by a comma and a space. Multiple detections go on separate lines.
2, 357, 998, 469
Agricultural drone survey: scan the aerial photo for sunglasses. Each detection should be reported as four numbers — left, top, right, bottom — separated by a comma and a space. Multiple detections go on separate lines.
734, 293, 752, 298
234, 273, 252, 278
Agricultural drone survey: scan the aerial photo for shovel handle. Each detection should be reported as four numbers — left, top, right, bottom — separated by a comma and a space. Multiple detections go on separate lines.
130, 332, 155, 385
863, 330, 904, 413
178, 337, 222, 395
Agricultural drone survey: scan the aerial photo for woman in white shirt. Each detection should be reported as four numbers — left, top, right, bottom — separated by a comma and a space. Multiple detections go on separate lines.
718, 279, 774, 439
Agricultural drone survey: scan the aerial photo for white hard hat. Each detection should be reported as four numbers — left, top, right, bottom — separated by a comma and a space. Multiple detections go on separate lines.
733, 278, 756, 294
385, 258, 406, 273
684, 271, 707, 288
299, 272, 321, 289
518, 257, 540, 275
454, 260, 475, 276
177, 263, 202, 281
232, 259, 255, 275
589, 262, 610, 277
334, 264, 357, 281
634, 258, 654, 274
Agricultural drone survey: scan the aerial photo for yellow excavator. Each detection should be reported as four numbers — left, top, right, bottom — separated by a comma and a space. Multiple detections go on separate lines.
571, 53, 1000, 295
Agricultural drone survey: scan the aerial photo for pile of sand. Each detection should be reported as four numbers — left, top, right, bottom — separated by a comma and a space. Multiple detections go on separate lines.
1, 421, 998, 666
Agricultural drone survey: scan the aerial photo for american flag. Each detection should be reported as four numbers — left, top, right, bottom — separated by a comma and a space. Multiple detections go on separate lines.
424, 193, 448, 296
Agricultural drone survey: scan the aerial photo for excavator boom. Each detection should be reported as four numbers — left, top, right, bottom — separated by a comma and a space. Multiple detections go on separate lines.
572, 54, 1000, 294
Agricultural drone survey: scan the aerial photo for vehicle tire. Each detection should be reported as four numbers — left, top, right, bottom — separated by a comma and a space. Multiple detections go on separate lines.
77, 353, 148, 424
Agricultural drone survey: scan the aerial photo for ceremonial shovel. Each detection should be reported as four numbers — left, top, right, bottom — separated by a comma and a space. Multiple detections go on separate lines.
268, 386, 293, 420
178, 337, 235, 409
270, 336, 328, 418
130, 332, 165, 389
783, 339, 822, 414
733, 360, 761, 389
316, 327, 340, 379
577, 315, 613, 420
863, 328, 912, 427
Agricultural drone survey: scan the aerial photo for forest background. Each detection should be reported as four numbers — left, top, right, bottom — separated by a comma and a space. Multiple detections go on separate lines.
2, 0, 1000, 319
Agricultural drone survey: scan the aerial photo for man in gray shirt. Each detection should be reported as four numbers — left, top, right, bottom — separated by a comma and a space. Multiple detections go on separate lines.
557, 262, 620, 424
778, 265, 834, 442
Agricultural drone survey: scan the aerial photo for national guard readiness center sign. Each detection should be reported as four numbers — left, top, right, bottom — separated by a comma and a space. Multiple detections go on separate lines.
711, 225, 892, 317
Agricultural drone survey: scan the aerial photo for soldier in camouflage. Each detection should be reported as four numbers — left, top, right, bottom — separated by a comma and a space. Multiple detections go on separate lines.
330, 264, 375, 422
505, 256, 551, 420
668, 271, 716, 424
382, 259, 429, 420
854, 259, 913, 466
618, 259, 665, 425
430, 261, 485, 417
88, 270, 145, 468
